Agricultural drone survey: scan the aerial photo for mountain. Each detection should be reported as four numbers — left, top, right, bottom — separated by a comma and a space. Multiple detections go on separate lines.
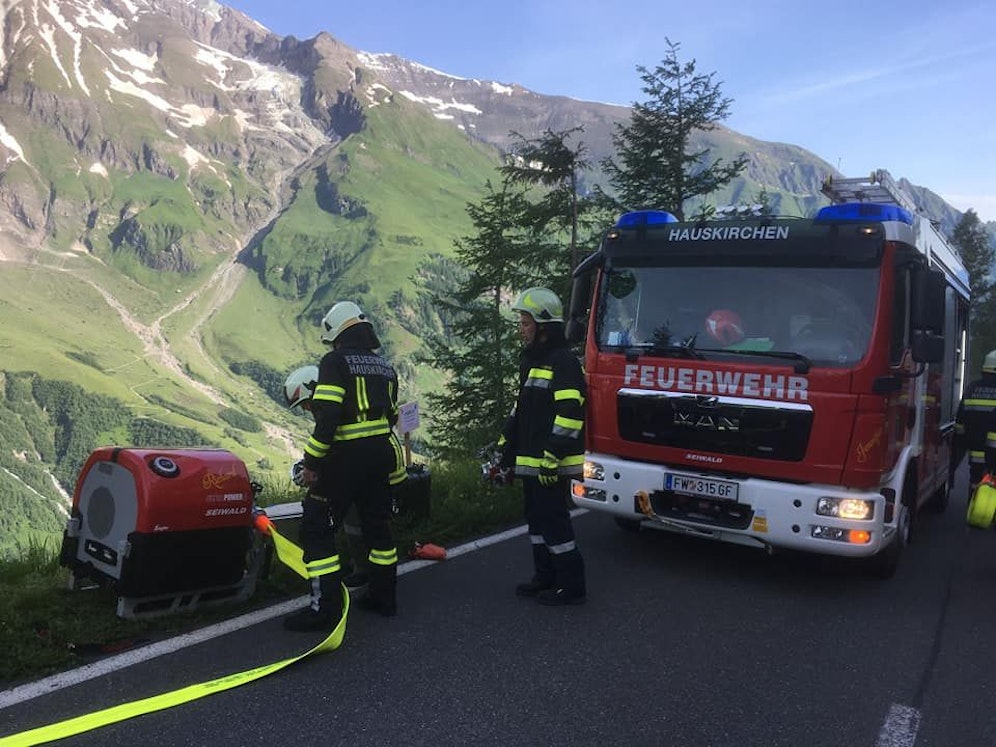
0, 0, 977, 553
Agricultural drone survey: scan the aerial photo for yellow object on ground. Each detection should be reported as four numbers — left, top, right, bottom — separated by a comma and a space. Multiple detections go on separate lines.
967, 479, 996, 529
0, 522, 346, 747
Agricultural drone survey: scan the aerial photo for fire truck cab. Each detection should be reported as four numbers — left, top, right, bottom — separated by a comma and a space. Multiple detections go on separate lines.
566, 170, 970, 577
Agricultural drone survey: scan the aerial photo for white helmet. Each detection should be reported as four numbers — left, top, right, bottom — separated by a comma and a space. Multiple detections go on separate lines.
321, 301, 368, 345
510, 287, 563, 324
984, 350, 996, 374
284, 365, 318, 410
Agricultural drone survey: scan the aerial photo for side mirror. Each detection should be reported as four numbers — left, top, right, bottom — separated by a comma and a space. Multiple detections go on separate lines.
566, 318, 586, 345
912, 267, 945, 334
911, 330, 944, 364
566, 272, 593, 345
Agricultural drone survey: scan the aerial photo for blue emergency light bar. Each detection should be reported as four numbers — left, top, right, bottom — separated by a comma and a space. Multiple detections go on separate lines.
616, 209, 679, 228
816, 202, 914, 225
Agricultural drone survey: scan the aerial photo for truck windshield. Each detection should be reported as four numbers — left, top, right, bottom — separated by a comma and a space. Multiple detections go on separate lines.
596, 265, 879, 368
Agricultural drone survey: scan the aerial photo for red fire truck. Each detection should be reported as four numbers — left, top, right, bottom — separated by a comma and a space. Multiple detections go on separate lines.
566, 170, 970, 577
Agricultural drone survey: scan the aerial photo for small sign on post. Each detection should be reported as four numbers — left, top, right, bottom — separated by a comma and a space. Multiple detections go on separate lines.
398, 402, 420, 466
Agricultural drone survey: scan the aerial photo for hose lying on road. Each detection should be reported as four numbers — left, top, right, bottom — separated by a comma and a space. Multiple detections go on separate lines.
0, 516, 343, 747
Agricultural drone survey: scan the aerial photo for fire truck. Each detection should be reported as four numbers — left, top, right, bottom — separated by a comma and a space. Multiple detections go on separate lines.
566, 170, 970, 577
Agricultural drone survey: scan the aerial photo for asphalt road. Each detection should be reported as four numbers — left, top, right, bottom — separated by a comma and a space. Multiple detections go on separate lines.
2, 465, 995, 747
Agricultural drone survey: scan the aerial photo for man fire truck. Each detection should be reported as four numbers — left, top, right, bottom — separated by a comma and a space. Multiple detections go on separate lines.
565, 169, 970, 577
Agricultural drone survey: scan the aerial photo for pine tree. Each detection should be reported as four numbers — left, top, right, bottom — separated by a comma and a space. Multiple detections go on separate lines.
501, 127, 590, 271
602, 38, 748, 220
951, 209, 996, 371
420, 179, 539, 456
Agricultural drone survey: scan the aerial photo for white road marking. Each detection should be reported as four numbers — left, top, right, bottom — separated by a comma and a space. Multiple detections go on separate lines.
876, 703, 922, 747
0, 509, 586, 710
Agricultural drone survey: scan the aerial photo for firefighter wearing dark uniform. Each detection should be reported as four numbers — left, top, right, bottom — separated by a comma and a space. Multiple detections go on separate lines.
501, 287, 587, 605
955, 350, 996, 496
283, 301, 402, 632
283, 365, 407, 598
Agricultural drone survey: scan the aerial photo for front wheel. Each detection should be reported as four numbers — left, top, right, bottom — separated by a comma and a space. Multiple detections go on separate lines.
867, 489, 914, 579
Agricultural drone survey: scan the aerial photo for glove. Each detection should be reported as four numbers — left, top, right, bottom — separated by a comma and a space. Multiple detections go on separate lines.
538, 451, 559, 487
290, 459, 307, 488
497, 435, 514, 470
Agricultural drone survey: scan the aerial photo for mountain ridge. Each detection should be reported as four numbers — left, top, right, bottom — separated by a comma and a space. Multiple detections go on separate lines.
0, 0, 982, 554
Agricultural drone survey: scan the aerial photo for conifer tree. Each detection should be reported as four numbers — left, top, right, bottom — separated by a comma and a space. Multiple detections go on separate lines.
501, 127, 590, 271
420, 179, 539, 455
603, 38, 748, 220
950, 209, 996, 371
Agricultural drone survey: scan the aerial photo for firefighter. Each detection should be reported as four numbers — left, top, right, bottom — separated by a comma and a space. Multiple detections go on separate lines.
954, 350, 996, 497
283, 366, 407, 596
500, 287, 587, 605
283, 302, 403, 631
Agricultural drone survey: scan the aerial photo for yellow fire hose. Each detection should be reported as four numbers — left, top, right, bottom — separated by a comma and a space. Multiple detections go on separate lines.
0, 515, 346, 747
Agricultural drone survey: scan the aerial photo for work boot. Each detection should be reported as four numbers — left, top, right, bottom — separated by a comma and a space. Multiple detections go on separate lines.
536, 587, 586, 606
356, 595, 397, 617
283, 606, 341, 631
359, 562, 396, 616
515, 578, 554, 597
343, 570, 369, 592
285, 573, 343, 631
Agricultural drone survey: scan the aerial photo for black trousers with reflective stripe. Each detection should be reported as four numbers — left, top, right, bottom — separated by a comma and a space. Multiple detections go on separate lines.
522, 477, 585, 593
300, 436, 395, 564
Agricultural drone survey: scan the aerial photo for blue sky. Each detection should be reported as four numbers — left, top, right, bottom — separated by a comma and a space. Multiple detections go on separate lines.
225, 0, 996, 222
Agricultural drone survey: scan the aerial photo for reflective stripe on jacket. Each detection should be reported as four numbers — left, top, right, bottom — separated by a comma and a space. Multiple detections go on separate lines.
303, 345, 400, 469
955, 375, 996, 469
503, 340, 586, 477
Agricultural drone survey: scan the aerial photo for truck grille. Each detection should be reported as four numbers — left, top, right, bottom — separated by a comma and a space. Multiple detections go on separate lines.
617, 390, 813, 461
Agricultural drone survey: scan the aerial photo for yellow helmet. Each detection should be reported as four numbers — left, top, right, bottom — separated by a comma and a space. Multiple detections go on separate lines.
510, 287, 563, 324
321, 301, 368, 345
983, 350, 996, 374
284, 365, 318, 410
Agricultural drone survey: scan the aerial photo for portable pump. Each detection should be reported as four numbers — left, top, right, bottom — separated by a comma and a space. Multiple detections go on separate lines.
60, 447, 262, 618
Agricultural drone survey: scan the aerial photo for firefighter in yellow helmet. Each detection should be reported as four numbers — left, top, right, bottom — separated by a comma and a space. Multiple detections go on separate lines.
955, 350, 996, 500
283, 365, 406, 598
283, 302, 404, 631
500, 287, 587, 605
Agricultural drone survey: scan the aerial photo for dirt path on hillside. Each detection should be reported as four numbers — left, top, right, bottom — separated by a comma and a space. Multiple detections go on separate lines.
2, 139, 342, 460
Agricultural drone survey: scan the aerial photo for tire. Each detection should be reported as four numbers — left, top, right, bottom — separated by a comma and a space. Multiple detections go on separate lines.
926, 478, 950, 514
868, 477, 916, 579
614, 516, 643, 533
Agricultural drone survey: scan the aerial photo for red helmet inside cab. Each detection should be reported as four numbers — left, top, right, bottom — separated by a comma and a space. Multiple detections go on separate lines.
705, 309, 745, 346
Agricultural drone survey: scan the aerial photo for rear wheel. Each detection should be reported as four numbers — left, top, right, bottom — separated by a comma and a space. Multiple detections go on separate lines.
926, 477, 950, 514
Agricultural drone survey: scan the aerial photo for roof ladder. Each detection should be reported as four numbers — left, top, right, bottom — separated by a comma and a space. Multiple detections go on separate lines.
821, 169, 918, 215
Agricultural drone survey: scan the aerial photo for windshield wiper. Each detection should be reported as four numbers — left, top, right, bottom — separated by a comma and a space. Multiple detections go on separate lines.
648, 333, 706, 360
694, 348, 812, 373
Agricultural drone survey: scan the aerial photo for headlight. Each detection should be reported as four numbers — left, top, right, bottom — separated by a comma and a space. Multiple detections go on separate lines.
816, 496, 874, 520
584, 460, 605, 481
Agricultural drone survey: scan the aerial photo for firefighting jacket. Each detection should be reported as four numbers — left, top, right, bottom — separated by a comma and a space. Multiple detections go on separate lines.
303, 341, 400, 472
502, 333, 586, 478
954, 373, 996, 474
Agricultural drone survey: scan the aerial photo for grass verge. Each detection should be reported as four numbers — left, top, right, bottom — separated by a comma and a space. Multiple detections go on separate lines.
0, 457, 522, 688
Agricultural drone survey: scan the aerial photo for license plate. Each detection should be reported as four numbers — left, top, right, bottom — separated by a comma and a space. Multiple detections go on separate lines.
665, 473, 739, 501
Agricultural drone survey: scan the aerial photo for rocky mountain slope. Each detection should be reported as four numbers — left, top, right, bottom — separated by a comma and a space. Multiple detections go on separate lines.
0, 0, 976, 549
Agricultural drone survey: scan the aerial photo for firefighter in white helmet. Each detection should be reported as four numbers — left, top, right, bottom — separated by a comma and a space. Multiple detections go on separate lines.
499, 287, 587, 605
283, 301, 404, 631
283, 365, 406, 596
955, 350, 996, 504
